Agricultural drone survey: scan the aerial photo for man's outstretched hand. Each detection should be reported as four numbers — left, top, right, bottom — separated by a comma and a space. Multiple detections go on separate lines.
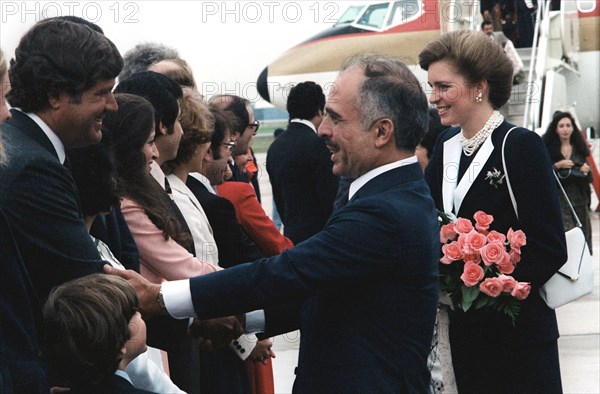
103, 265, 161, 317
189, 316, 244, 351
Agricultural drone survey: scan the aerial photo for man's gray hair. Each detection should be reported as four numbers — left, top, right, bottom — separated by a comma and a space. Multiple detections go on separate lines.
341, 54, 429, 151
120, 42, 180, 81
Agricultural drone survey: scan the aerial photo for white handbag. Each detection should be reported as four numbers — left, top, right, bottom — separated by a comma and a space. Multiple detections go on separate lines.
502, 128, 594, 309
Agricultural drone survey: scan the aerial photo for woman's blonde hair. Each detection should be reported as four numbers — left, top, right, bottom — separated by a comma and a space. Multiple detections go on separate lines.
419, 30, 513, 109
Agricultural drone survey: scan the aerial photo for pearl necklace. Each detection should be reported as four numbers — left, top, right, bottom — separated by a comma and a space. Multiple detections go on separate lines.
460, 111, 504, 156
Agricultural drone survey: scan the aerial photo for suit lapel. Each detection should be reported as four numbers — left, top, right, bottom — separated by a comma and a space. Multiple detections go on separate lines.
453, 136, 495, 213
9, 110, 59, 161
442, 133, 461, 213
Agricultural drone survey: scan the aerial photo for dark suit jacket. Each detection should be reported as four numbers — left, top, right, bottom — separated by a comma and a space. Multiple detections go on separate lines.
186, 176, 263, 268
90, 207, 140, 271
188, 163, 439, 393
266, 122, 339, 244
0, 209, 46, 393
0, 110, 105, 301
425, 122, 566, 343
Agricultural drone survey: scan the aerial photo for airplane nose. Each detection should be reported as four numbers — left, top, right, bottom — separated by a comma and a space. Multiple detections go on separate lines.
257, 66, 270, 103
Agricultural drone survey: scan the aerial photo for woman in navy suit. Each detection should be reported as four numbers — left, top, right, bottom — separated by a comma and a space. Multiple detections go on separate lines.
420, 30, 566, 393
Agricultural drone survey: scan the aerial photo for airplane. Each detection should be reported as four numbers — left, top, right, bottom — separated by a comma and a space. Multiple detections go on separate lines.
256, 0, 600, 207
256, 0, 599, 134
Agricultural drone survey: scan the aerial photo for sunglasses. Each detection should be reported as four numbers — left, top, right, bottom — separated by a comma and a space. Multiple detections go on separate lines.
247, 120, 260, 135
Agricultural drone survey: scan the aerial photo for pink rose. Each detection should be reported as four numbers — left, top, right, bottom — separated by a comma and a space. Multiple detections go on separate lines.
474, 211, 494, 232
441, 241, 463, 264
487, 230, 506, 244
440, 223, 457, 243
463, 252, 482, 265
511, 282, 531, 300
480, 241, 505, 266
479, 277, 503, 297
454, 218, 474, 234
497, 274, 517, 292
460, 263, 485, 287
507, 228, 527, 252
463, 229, 487, 253
509, 249, 521, 265
496, 251, 515, 274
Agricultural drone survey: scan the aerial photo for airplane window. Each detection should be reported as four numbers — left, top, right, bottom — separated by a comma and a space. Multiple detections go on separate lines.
387, 0, 421, 26
335, 5, 365, 25
356, 3, 390, 29
576, 0, 596, 12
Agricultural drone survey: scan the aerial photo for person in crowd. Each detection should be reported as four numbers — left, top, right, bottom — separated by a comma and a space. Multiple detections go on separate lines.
266, 81, 339, 244
101, 92, 216, 393
0, 46, 47, 393
162, 88, 219, 263
482, 19, 524, 82
480, 0, 502, 31
106, 53, 440, 392
270, 128, 285, 230
43, 274, 150, 393
210, 95, 260, 195
542, 111, 593, 252
420, 29, 565, 393
185, 105, 264, 267
0, 16, 121, 309
119, 42, 179, 81
516, 0, 537, 47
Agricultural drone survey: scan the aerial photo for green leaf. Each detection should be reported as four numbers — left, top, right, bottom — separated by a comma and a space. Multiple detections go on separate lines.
460, 286, 479, 312
473, 295, 491, 310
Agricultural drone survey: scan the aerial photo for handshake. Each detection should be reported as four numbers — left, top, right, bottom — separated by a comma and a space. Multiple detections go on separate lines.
103, 265, 244, 350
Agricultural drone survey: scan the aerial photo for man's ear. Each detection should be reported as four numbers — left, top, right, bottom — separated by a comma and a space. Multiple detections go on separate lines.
204, 146, 213, 162
158, 121, 168, 137
47, 91, 64, 110
373, 118, 394, 148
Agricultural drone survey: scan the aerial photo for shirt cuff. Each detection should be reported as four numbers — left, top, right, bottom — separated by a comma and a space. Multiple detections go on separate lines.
245, 309, 265, 334
161, 280, 196, 319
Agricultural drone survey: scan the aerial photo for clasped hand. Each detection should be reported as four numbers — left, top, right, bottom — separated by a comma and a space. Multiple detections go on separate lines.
104, 265, 244, 349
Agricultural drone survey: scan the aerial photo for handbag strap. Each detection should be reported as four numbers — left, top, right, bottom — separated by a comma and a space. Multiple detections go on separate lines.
501, 127, 519, 219
502, 127, 582, 228
552, 170, 583, 227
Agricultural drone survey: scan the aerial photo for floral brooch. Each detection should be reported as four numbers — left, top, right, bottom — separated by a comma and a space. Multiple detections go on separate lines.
485, 167, 505, 189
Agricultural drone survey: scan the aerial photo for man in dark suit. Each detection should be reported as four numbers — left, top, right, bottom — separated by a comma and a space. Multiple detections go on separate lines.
267, 81, 339, 244
107, 54, 439, 393
186, 106, 263, 268
0, 18, 122, 300
0, 18, 122, 389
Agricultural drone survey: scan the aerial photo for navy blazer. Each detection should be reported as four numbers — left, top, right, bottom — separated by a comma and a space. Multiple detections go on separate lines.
188, 163, 439, 393
266, 122, 339, 244
425, 121, 567, 343
0, 110, 105, 300
0, 209, 46, 392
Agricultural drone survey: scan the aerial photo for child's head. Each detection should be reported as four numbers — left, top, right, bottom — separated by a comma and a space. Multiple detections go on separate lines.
43, 274, 146, 389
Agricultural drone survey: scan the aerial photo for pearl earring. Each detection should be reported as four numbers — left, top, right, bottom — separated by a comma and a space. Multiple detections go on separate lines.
476, 92, 483, 103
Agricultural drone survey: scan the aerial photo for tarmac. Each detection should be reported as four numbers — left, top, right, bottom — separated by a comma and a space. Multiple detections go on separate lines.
254, 152, 600, 394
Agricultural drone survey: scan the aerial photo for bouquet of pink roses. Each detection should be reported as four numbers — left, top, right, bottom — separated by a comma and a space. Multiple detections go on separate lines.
438, 210, 531, 324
